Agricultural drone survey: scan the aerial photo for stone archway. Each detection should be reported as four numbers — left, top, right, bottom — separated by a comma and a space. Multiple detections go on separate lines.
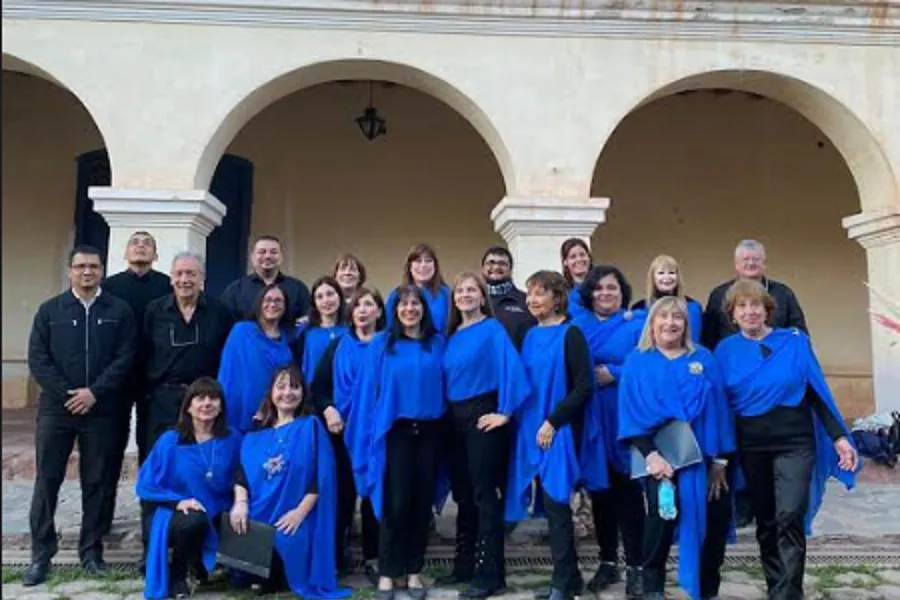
590, 69, 899, 415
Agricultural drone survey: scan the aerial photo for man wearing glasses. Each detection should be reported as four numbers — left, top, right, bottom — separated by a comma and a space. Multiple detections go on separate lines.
25, 245, 136, 585
139, 252, 232, 562
481, 246, 535, 349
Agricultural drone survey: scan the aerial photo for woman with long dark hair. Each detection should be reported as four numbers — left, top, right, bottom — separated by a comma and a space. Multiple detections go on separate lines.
560, 238, 593, 319
313, 287, 387, 582
137, 377, 241, 599
573, 265, 647, 597
439, 272, 530, 598
218, 284, 294, 433
385, 243, 452, 334
346, 285, 446, 600
228, 365, 350, 598
293, 276, 349, 387
506, 271, 593, 600
714, 280, 858, 600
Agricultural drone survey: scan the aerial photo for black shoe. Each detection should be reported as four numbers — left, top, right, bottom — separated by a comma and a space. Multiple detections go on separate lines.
625, 566, 643, 599
363, 561, 379, 586
586, 562, 620, 593
460, 585, 505, 599
23, 561, 50, 587
81, 555, 108, 575
408, 586, 428, 600
169, 577, 190, 598
436, 572, 472, 586
376, 590, 395, 600
534, 580, 583, 600
547, 587, 572, 600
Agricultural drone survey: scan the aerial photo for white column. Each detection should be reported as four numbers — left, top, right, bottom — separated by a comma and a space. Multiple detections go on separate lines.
843, 208, 900, 413
88, 188, 228, 454
491, 195, 611, 288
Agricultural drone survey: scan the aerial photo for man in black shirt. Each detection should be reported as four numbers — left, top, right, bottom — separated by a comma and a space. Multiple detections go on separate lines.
25, 245, 137, 585
481, 246, 535, 349
220, 235, 311, 323
100, 231, 171, 537
702, 239, 808, 350
140, 251, 233, 556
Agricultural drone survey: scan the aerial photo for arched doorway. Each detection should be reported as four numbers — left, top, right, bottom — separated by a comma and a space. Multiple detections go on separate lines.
591, 76, 875, 417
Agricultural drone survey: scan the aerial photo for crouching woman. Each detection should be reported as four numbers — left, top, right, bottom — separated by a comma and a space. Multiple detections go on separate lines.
137, 377, 242, 599
618, 297, 736, 600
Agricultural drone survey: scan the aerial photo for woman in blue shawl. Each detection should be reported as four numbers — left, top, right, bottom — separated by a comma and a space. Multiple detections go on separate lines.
136, 377, 241, 600
346, 285, 446, 600
631, 254, 703, 342
385, 243, 452, 334
439, 272, 531, 598
560, 238, 593, 320
572, 265, 646, 597
618, 297, 736, 600
505, 271, 593, 600
218, 284, 294, 433
228, 365, 350, 599
312, 287, 386, 583
714, 279, 859, 600
292, 276, 348, 387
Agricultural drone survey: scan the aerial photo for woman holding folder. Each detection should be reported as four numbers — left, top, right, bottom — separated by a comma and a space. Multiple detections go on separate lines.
618, 297, 736, 600
228, 365, 350, 599
136, 377, 242, 600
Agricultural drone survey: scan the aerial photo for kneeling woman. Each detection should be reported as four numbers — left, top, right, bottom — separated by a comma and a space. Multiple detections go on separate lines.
618, 298, 735, 600
506, 271, 593, 600
714, 280, 858, 600
137, 377, 242, 600
228, 366, 350, 599
440, 273, 530, 598
346, 285, 446, 600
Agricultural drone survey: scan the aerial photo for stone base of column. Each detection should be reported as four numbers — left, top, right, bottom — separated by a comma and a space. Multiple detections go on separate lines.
491, 195, 610, 288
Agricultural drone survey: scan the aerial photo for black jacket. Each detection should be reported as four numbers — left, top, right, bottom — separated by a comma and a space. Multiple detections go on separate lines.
220, 272, 311, 323
488, 286, 535, 350
701, 276, 807, 350
27, 289, 137, 416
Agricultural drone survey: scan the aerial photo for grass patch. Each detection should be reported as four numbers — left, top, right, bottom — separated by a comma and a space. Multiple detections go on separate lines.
808, 566, 882, 590
724, 565, 765, 581
2, 567, 24, 584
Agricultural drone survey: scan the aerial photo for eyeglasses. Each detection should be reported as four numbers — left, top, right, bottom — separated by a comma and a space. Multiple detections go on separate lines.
170, 323, 199, 348
485, 259, 511, 268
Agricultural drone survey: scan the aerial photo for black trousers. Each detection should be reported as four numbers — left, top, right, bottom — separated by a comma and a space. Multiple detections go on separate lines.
642, 472, 732, 597
359, 497, 380, 562
740, 446, 815, 600
379, 419, 440, 579
141, 385, 188, 551
543, 487, 583, 594
30, 411, 116, 563
99, 390, 145, 536
167, 509, 219, 583
591, 465, 645, 566
330, 431, 380, 566
445, 415, 509, 589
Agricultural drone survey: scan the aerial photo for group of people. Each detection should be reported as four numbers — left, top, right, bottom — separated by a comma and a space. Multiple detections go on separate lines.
23, 231, 860, 600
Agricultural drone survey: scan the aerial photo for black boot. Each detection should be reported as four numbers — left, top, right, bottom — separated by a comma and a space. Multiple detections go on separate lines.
23, 561, 50, 587
461, 536, 506, 598
586, 562, 620, 593
642, 567, 666, 600
625, 566, 643, 599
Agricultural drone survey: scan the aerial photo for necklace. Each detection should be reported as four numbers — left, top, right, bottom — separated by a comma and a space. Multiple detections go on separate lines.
197, 438, 217, 481
262, 421, 293, 479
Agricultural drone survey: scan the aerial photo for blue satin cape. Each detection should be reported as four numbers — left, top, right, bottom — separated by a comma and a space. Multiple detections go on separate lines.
345, 332, 447, 520
218, 322, 294, 433
297, 324, 349, 386
574, 309, 645, 477
136, 430, 242, 600
505, 323, 581, 523
332, 334, 372, 420
443, 318, 530, 415
714, 328, 859, 533
386, 285, 452, 334
240, 417, 350, 599
618, 348, 735, 600
568, 285, 589, 320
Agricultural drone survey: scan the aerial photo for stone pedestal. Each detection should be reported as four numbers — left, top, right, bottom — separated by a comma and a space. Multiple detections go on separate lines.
844, 208, 900, 413
88, 187, 228, 452
490, 196, 610, 288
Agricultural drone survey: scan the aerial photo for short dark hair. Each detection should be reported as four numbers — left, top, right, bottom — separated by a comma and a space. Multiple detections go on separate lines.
253, 234, 282, 248
249, 283, 293, 331
333, 253, 368, 288
308, 276, 347, 327
402, 243, 445, 295
254, 365, 313, 428
560, 238, 593, 286
175, 377, 230, 443
68, 245, 103, 266
525, 270, 569, 316
346, 287, 387, 332
580, 265, 632, 312
481, 246, 514, 269
387, 285, 438, 352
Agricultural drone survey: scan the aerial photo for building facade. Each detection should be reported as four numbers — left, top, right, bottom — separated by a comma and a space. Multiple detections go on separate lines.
2, 0, 899, 414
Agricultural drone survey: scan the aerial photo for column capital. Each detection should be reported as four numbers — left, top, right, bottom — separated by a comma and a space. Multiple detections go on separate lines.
490, 195, 611, 241
88, 187, 227, 236
842, 208, 900, 249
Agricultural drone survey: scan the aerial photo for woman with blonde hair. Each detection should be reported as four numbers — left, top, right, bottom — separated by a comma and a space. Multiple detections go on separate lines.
618, 297, 735, 600
632, 254, 703, 342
